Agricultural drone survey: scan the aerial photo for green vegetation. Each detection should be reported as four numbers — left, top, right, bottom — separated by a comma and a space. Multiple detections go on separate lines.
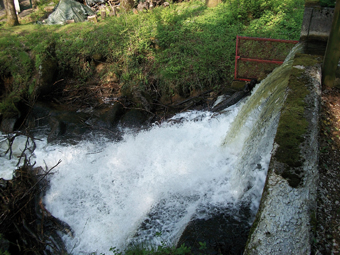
320, 0, 336, 7
0, 0, 304, 116
0, 234, 10, 255
305, 0, 336, 7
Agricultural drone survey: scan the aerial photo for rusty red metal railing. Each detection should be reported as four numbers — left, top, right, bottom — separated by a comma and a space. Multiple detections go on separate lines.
234, 35, 299, 81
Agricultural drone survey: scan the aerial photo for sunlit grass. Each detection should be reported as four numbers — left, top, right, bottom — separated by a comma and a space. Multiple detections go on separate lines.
0, 0, 305, 116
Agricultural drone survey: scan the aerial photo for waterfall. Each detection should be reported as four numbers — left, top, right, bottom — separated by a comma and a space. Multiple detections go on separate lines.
1, 44, 302, 254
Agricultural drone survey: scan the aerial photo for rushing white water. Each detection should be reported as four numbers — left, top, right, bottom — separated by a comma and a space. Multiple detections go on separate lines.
35, 105, 253, 254
0, 44, 302, 255
0, 133, 35, 180
35, 97, 273, 254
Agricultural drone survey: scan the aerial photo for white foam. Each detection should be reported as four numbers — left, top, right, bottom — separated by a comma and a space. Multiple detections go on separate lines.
33, 106, 267, 254
0, 133, 35, 180
0, 96, 281, 254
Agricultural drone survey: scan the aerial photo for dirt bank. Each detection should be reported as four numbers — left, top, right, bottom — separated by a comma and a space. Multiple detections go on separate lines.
314, 86, 340, 254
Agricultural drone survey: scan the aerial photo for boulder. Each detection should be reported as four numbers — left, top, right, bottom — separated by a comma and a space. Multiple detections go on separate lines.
120, 109, 148, 128
231, 80, 246, 91
102, 103, 125, 127
0, 118, 18, 133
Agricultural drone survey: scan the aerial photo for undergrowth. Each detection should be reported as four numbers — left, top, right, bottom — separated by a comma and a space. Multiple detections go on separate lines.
0, 0, 304, 115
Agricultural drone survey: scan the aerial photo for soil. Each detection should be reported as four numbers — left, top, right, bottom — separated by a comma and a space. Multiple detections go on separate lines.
314, 86, 340, 255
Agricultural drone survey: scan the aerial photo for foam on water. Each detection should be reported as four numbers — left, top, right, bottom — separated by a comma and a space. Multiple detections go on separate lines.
33, 87, 279, 254
35, 106, 252, 254
0, 133, 35, 180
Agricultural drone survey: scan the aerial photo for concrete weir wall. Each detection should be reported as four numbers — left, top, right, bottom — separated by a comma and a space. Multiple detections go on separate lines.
244, 54, 322, 254
244, 2, 333, 254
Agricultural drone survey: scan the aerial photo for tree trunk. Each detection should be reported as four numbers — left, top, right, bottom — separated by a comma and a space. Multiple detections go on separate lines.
5, 0, 19, 26
323, 0, 340, 87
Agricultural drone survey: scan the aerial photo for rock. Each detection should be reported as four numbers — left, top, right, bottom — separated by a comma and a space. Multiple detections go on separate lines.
47, 111, 91, 142
25, 102, 52, 129
163, 2, 169, 7
103, 103, 125, 127
48, 117, 67, 142
0, 118, 18, 133
212, 91, 246, 112
178, 206, 252, 254
231, 80, 246, 91
84, 103, 125, 130
212, 95, 228, 108
120, 109, 147, 128
132, 90, 153, 112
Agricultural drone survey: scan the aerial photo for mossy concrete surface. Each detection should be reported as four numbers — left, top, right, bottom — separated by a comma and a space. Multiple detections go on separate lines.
244, 53, 321, 254
300, 6, 333, 42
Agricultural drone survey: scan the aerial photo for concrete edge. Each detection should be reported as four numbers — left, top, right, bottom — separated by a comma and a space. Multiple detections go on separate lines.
244, 53, 322, 254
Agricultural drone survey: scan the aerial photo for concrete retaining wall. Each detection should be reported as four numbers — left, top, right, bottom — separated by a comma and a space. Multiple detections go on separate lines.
301, 7, 334, 42
244, 53, 322, 254
243, 1, 332, 253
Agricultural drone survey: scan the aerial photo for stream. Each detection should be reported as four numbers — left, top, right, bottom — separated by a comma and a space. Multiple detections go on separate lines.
0, 44, 302, 254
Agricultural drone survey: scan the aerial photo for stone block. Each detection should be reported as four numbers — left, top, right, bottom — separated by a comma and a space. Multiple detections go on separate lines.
301, 7, 334, 42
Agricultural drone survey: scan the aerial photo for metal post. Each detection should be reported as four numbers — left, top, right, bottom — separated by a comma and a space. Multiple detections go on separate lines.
323, 0, 340, 87
233, 36, 298, 81
234, 35, 240, 80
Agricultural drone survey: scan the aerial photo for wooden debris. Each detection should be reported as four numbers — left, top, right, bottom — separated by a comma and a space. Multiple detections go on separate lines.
90, 0, 120, 13
0, 134, 69, 254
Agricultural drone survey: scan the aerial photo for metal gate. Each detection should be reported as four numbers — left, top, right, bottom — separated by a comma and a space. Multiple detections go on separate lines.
234, 35, 299, 81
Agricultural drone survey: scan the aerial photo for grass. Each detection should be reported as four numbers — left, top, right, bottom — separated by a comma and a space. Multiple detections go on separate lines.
0, 0, 305, 116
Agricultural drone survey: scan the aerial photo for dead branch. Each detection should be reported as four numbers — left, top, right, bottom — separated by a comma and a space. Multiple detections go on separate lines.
20, 160, 62, 201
